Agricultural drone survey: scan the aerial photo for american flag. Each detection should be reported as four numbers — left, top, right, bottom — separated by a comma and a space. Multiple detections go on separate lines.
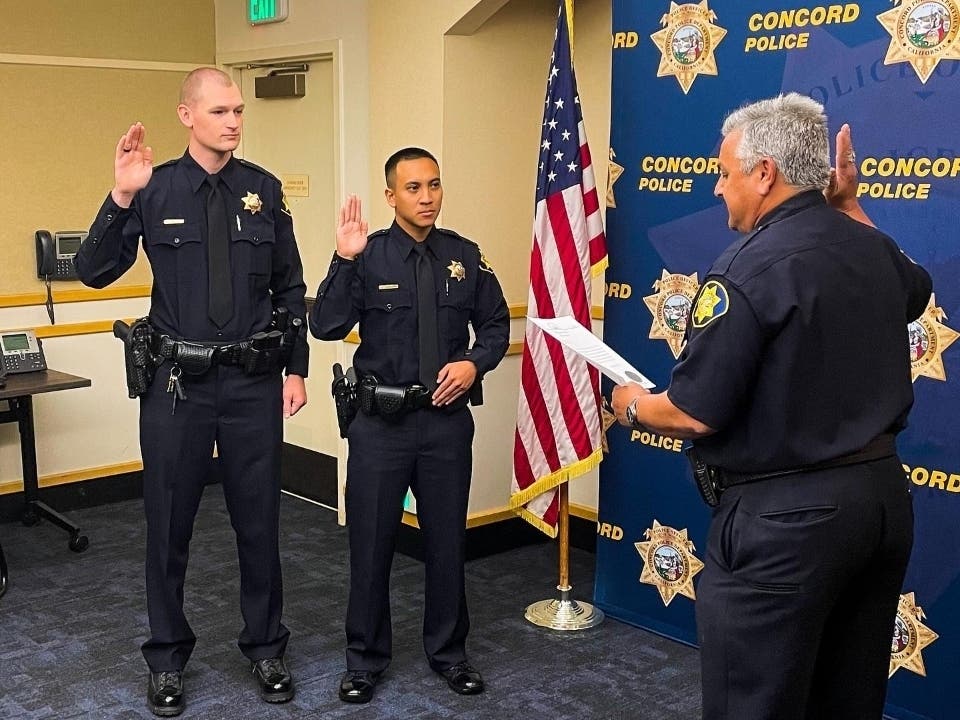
509, 0, 608, 537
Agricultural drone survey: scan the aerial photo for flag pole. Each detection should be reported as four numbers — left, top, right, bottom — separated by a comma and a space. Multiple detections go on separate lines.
515, 0, 604, 630
525, 482, 604, 630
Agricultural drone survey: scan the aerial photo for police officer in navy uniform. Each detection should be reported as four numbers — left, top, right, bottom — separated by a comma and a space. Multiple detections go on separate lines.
612, 95, 932, 720
75, 67, 307, 716
310, 148, 509, 704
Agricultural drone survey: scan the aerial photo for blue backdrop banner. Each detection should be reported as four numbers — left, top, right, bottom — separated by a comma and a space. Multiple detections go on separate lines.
598, 3, 959, 719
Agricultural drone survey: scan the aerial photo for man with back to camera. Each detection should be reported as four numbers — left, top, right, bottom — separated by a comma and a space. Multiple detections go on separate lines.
74, 67, 308, 716
612, 94, 931, 719
309, 148, 510, 703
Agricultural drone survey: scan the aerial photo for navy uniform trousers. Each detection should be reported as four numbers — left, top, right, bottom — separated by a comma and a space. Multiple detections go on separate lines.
138, 362, 288, 672
344, 405, 475, 673
696, 455, 913, 720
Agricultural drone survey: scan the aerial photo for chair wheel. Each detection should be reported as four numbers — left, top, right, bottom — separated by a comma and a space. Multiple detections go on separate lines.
69, 534, 89, 553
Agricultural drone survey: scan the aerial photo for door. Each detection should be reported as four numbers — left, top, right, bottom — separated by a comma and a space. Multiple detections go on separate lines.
236, 60, 340, 458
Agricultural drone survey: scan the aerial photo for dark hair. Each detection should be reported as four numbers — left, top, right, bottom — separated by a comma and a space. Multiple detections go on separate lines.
384, 147, 438, 187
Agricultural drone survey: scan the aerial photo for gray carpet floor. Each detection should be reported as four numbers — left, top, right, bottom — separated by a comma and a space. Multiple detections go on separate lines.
0, 487, 701, 719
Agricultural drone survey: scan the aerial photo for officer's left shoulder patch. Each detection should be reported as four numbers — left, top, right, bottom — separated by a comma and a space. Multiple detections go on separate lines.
478, 250, 496, 274
692, 280, 729, 328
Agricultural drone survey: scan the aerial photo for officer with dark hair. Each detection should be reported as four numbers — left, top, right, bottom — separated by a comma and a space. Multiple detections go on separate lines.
75, 67, 307, 716
612, 96, 931, 719
310, 147, 510, 704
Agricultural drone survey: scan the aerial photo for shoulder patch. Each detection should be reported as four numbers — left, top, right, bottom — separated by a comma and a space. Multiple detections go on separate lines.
479, 250, 496, 274
691, 280, 729, 328
237, 158, 280, 183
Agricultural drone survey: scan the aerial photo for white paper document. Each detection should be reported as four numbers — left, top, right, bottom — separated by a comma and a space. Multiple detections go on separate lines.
527, 315, 655, 388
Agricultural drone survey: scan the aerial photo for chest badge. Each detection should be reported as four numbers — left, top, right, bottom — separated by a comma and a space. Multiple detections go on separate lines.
447, 260, 466, 282
242, 191, 263, 214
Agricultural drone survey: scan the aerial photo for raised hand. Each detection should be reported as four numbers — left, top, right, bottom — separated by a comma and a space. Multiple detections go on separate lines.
336, 194, 369, 260
112, 122, 153, 207
825, 123, 873, 226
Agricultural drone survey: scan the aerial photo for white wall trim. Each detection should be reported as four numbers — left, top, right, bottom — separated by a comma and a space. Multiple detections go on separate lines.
0, 53, 198, 72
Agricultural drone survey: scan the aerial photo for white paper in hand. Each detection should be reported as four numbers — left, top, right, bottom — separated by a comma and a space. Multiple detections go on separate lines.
527, 315, 655, 388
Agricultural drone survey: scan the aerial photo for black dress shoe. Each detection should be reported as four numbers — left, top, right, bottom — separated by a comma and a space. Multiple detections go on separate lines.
339, 670, 381, 704
252, 657, 294, 703
147, 671, 184, 717
438, 661, 485, 695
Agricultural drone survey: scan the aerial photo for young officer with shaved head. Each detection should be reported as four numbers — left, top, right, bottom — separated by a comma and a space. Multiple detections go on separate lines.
75, 67, 308, 716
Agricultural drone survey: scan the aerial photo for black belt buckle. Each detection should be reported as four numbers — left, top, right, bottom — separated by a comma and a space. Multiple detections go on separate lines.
405, 384, 432, 410
213, 343, 243, 367
685, 447, 720, 507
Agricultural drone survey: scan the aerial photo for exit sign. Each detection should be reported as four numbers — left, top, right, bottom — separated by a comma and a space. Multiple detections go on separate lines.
248, 0, 288, 25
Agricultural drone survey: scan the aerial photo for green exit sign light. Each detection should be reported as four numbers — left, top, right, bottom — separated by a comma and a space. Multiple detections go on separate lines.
249, 0, 288, 25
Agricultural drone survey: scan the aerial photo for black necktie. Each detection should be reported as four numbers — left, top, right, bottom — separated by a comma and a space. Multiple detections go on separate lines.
206, 175, 233, 328
414, 242, 440, 390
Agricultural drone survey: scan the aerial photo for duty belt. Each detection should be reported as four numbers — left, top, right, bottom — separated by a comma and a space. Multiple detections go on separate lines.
714, 433, 897, 490
357, 377, 433, 417
153, 335, 248, 371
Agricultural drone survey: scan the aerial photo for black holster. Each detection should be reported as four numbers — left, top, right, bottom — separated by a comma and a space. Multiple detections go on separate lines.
272, 306, 304, 371
684, 446, 720, 507
113, 318, 160, 399
331, 363, 358, 438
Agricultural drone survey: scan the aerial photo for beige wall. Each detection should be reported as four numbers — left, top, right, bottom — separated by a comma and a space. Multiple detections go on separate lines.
0, 0, 215, 296
0, 1, 215, 489
3, 0, 612, 520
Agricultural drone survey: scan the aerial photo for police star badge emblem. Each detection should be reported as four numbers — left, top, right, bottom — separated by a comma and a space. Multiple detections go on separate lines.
650, 1, 728, 94
644, 269, 700, 358
691, 279, 728, 328
479, 252, 496, 274
889, 592, 939, 678
447, 260, 466, 281
635, 520, 704, 606
909, 293, 959, 382
242, 191, 263, 214
878, 0, 960, 84
607, 148, 625, 209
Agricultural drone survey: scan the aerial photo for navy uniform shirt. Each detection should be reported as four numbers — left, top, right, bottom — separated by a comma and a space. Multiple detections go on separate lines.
667, 190, 931, 473
75, 151, 309, 376
310, 222, 510, 390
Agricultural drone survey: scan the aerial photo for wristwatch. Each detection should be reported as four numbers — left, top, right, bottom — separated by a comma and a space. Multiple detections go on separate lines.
625, 397, 639, 427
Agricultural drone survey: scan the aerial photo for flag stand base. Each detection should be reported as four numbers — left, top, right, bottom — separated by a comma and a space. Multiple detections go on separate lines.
524, 584, 604, 630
